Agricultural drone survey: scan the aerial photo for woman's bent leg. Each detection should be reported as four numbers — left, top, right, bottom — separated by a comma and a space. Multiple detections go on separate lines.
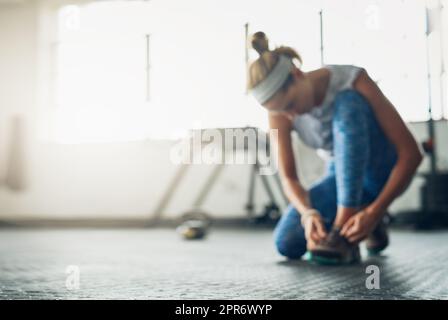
273, 204, 307, 259
273, 170, 337, 259
332, 90, 372, 227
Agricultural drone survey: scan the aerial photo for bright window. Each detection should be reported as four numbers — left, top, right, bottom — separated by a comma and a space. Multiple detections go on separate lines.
52, 0, 441, 144
323, 0, 433, 121
55, 2, 150, 143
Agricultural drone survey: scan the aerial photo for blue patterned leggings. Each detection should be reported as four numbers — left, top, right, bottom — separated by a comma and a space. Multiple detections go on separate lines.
273, 90, 397, 259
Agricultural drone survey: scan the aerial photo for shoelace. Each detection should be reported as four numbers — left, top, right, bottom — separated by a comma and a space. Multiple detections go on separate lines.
320, 229, 342, 246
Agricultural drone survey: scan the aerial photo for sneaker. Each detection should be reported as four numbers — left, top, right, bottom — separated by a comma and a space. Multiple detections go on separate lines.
366, 216, 389, 256
308, 228, 361, 265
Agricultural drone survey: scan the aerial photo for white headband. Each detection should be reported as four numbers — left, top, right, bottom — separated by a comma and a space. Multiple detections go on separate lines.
249, 55, 294, 104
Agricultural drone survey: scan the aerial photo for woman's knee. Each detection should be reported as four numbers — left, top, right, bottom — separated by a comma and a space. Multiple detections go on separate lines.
334, 89, 369, 109
333, 90, 370, 128
274, 234, 307, 259
273, 205, 307, 259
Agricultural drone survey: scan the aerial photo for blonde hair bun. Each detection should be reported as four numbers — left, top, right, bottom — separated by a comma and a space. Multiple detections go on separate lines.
250, 31, 269, 56
246, 31, 303, 91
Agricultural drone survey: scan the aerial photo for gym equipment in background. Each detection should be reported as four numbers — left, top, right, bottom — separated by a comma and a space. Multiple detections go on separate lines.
3, 115, 27, 191
149, 126, 287, 229
415, 6, 448, 229
176, 211, 211, 240
244, 155, 284, 225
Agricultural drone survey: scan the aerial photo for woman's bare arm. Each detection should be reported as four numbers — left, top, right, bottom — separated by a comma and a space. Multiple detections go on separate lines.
268, 112, 312, 215
354, 69, 423, 216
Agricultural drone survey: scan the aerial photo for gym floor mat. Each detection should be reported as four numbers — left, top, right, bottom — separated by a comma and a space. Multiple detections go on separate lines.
0, 228, 446, 299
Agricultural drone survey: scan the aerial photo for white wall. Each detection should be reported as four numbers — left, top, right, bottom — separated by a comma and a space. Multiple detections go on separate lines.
0, 0, 37, 194
0, 0, 447, 221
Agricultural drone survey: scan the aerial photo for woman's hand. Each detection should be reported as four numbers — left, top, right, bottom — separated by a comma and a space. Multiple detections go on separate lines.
301, 210, 327, 247
340, 209, 381, 243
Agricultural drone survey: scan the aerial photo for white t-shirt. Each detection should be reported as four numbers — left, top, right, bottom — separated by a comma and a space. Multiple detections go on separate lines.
292, 64, 365, 159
